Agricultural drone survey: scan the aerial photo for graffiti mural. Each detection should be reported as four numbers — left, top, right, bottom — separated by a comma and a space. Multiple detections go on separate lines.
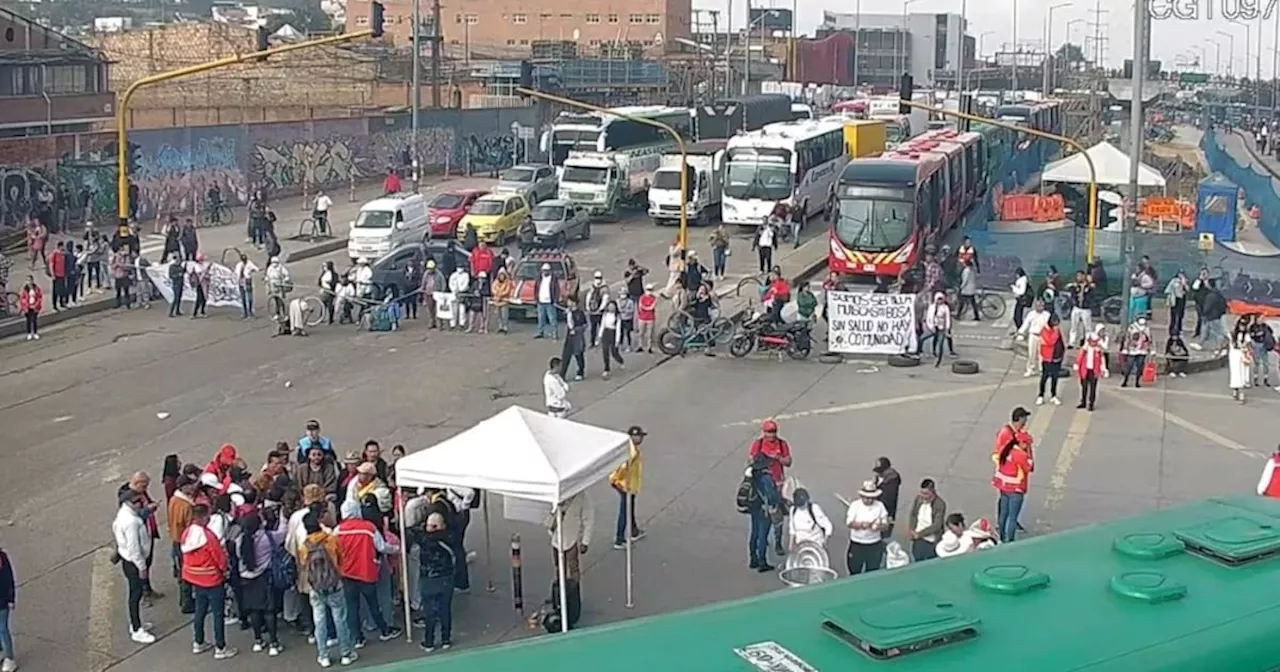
132, 137, 247, 221
460, 133, 525, 174
57, 148, 119, 223
253, 139, 364, 191
366, 126, 456, 174
0, 167, 52, 230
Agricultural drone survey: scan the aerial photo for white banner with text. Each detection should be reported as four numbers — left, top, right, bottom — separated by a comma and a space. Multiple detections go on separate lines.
826, 291, 917, 354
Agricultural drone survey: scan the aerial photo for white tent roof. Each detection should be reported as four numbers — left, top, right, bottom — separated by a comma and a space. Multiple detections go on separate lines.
394, 406, 631, 505
1041, 141, 1166, 188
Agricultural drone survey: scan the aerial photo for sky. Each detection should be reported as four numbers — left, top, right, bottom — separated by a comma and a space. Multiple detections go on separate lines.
689, 0, 1280, 77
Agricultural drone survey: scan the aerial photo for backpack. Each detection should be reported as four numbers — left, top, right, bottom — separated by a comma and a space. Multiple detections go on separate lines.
304, 539, 341, 594
735, 475, 757, 514
271, 543, 297, 589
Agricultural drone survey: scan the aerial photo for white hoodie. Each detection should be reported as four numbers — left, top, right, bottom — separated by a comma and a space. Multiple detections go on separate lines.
788, 503, 833, 548
544, 370, 570, 411
112, 504, 151, 570
936, 524, 998, 558
925, 301, 952, 333
449, 269, 471, 294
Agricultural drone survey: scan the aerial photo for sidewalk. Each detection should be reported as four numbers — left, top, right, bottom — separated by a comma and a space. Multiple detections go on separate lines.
0, 175, 497, 339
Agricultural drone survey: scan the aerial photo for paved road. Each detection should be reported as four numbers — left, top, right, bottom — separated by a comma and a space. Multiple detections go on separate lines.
0, 207, 827, 672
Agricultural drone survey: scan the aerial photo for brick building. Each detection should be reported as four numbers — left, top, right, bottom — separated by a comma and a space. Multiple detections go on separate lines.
347, 0, 691, 55
0, 7, 114, 137
85, 22, 383, 128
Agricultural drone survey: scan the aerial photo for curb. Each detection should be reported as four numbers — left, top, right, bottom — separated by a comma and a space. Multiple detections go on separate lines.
0, 237, 351, 340
1008, 337, 1227, 375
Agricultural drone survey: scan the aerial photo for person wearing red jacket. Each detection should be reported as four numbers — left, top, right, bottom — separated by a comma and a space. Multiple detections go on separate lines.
1256, 448, 1280, 498
180, 504, 237, 659
749, 419, 793, 555
1075, 333, 1109, 411
48, 240, 68, 310
18, 276, 42, 340
762, 269, 791, 323
469, 240, 495, 278
992, 434, 1034, 543
383, 169, 401, 195
204, 444, 238, 494
335, 501, 401, 646
1036, 316, 1065, 406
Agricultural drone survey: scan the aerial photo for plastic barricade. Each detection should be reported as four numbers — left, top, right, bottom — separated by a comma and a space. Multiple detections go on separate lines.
1001, 194, 1036, 221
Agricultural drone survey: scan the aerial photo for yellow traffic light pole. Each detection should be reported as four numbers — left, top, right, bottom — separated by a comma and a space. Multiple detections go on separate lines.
515, 87, 691, 248
897, 99, 1101, 262
114, 29, 375, 226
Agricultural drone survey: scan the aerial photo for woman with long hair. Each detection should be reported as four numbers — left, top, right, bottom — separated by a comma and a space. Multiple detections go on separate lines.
1229, 315, 1255, 403
236, 512, 282, 655
787, 488, 832, 549
992, 433, 1035, 543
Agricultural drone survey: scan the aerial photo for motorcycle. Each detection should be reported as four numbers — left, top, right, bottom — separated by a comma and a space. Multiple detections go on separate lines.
729, 315, 813, 360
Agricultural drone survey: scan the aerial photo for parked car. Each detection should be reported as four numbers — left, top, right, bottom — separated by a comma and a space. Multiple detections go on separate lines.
492, 164, 558, 205
368, 241, 470, 300
507, 249, 581, 319
457, 193, 530, 246
427, 189, 487, 238
530, 200, 591, 246
346, 193, 430, 263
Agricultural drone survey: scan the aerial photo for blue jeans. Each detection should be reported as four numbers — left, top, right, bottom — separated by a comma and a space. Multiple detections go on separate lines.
240, 284, 254, 317
418, 576, 453, 647
192, 584, 227, 649
1253, 342, 1273, 382
536, 303, 558, 337
748, 507, 770, 565
614, 489, 638, 545
997, 492, 1025, 543
1202, 316, 1225, 349
309, 589, 354, 659
0, 607, 14, 660
712, 247, 728, 276
343, 578, 390, 639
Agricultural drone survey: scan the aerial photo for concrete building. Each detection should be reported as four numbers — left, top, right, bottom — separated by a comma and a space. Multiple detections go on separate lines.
0, 7, 114, 138
347, 0, 692, 55
819, 11, 973, 87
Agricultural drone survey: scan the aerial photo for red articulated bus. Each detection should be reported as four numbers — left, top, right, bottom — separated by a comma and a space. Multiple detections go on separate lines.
829, 128, 986, 279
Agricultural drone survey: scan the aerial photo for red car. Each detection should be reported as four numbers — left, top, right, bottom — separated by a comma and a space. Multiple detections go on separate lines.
427, 189, 487, 237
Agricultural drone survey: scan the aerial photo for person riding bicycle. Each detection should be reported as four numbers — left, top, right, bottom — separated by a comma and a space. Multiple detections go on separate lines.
312, 190, 333, 236
265, 256, 292, 306
205, 185, 223, 218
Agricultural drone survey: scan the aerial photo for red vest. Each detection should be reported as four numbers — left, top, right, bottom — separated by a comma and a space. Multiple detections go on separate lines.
336, 519, 381, 584
180, 525, 228, 589
1263, 457, 1280, 498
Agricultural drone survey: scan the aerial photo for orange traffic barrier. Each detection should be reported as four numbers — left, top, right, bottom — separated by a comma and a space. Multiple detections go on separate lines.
1001, 194, 1065, 222
1141, 196, 1180, 219
1228, 300, 1280, 317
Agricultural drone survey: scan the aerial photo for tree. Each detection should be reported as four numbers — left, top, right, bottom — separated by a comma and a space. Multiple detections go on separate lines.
1055, 43, 1086, 64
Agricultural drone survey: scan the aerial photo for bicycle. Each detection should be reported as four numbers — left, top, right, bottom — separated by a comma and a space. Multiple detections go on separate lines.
657, 316, 734, 356
270, 291, 326, 329
298, 216, 327, 242
666, 308, 733, 342
203, 202, 232, 227
945, 287, 1007, 320
735, 273, 770, 307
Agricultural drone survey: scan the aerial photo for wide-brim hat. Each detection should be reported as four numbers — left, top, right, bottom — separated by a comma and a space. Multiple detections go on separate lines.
857, 479, 882, 498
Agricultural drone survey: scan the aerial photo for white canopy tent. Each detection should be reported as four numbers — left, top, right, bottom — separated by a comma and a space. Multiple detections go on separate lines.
393, 405, 633, 635
1041, 140, 1167, 189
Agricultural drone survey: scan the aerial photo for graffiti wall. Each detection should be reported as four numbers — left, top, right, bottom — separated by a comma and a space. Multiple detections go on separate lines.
0, 107, 544, 232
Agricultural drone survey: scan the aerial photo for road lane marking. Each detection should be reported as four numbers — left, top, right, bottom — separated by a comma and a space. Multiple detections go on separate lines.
1042, 409, 1093, 515
88, 546, 118, 670
1025, 400, 1056, 453
722, 381, 1034, 427
1151, 387, 1280, 405
1105, 391, 1266, 459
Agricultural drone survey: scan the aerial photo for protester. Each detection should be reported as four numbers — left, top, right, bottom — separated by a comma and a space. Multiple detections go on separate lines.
297, 420, 336, 463
636, 284, 658, 353
1120, 317, 1153, 389
1075, 332, 1109, 411
609, 426, 646, 550
748, 419, 793, 555
0, 542, 14, 672
533, 263, 560, 339
491, 267, 513, 333
1256, 447, 1280, 498
1229, 316, 1254, 403
408, 512, 456, 653
118, 472, 164, 605
786, 487, 831, 550
906, 480, 947, 561
992, 431, 1035, 543
1164, 270, 1189, 336
335, 500, 402, 647
18, 276, 41, 340
113, 489, 157, 644
935, 514, 998, 557
298, 511, 356, 667
1036, 315, 1065, 406
560, 298, 589, 380
1019, 298, 1051, 377
236, 512, 282, 656
920, 291, 954, 365
1248, 314, 1277, 388
547, 490, 593, 583
599, 300, 625, 379
543, 357, 571, 418
740, 455, 780, 572
344, 463, 392, 514
1166, 334, 1190, 378
872, 457, 902, 536
182, 504, 237, 659
844, 480, 890, 575
1010, 267, 1029, 331
167, 476, 197, 613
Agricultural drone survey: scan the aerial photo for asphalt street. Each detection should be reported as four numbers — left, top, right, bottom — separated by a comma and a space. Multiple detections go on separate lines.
0, 205, 828, 672
2, 213, 1271, 671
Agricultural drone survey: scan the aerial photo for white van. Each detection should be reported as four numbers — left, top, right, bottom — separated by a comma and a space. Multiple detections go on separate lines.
346, 193, 430, 262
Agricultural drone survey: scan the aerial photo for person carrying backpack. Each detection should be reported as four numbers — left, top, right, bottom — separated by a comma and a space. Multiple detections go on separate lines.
738, 455, 781, 573
298, 511, 357, 667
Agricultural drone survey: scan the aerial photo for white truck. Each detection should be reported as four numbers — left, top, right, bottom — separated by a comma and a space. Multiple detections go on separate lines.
647, 140, 727, 227
557, 150, 658, 220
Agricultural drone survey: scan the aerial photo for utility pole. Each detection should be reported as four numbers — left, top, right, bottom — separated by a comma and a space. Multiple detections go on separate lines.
1011, 0, 1018, 93
726, 0, 734, 97
708, 10, 720, 99
853, 0, 861, 87
1120, 0, 1146, 326
955, 0, 965, 93
411, 0, 421, 187
743, 3, 751, 95
430, 0, 442, 108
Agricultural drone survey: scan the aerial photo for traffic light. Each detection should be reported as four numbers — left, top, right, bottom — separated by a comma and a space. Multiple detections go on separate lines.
518, 60, 533, 96
371, 1, 385, 37
898, 73, 913, 115
254, 25, 269, 62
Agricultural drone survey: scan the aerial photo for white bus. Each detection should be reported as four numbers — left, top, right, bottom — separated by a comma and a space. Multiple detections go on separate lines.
721, 118, 848, 227
542, 106, 695, 168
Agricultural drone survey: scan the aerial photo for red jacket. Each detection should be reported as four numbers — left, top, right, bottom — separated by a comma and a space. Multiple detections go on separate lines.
992, 424, 1033, 466
1039, 327, 1064, 363
384, 174, 401, 194
749, 437, 791, 485
49, 249, 67, 279
180, 524, 228, 589
336, 518, 381, 584
637, 294, 657, 321
470, 246, 495, 277
19, 286, 42, 313
1075, 345, 1108, 378
992, 447, 1034, 494
763, 278, 791, 304
204, 443, 238, 493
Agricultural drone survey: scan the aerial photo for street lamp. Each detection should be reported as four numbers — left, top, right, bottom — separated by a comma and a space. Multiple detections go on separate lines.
1216, 30, 1235, 76
1011, 0, 1020, 91
1205, 38, 1222, 75
1044, 2, 1071, 95
743, 9, 779, 94
902, 0, 924, 76
1188, 44, 1205, 70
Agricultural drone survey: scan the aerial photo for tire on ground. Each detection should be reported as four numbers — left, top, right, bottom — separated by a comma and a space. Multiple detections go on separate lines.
817, 352, 844, 364
886, 353, 921, 368
952, 360, 980, 375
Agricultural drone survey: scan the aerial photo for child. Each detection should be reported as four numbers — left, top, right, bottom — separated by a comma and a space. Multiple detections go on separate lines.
474, 270, 491, 334
1166, 335, 1189, 378
618, 294, 636, 352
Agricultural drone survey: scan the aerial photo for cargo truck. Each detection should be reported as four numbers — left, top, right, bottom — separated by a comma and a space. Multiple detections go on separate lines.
695, 94, 794, 140
841, 119, 887, 158
557, 151, 653, 220
647, 140, 727, 227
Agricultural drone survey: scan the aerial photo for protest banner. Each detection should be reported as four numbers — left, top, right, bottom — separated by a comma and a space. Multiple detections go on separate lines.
826, 291, 917, 354
145, 261, 243, 308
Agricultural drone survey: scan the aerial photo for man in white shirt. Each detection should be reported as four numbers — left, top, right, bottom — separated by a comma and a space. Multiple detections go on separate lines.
233, 253, 260, 319
534, 263, 560, 339
1018, 298, 1051, 377
447, 266, 470, 330
906, 479, 947, 561
113, 491, 157, 644
543, 357, 570, 418
548, 490, 594, 582
353, 258, 374, 299
313, 190, 333, 235
755, 223, 776, 274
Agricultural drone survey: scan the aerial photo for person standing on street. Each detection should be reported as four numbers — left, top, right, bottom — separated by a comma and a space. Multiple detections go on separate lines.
234, 253, 260, 319
547, 491, 594, 584
1019, 298, 1051, 378
166, 256, 186, 317
0, 543, 16, 672
313, 190, 333, 235
749, 419, 792, 555
298, 511, 357, 667
1120, 317, 1153, 389
906, 479, 946, 562
49, 241, 68, 310
585, 272, 608, 348
741, 456, 780, 572
19, 276, 42, 341
844, 480, 890, 575
598, 301, 625, 379
335, 500, 402, 648
168, 476, 197, 614
872, 457, 902, 537
560, 298, 588, 381
1075, 332, 1108, 411
408, 512, 456, 653
118, 472, 165, 606
181, 503, 237, 660
636, 284, 658, 353
609, 426, 646, 550
753, 222, 776, 274
1036, 315, 1065, 406
708, 225, 730, 280
1164, 270, 1189, 336
187, 253, 210, 319
544, 357, 571, 418
992, 431, 1034, 543
113, 490, 157, 645
956, 258, 980, 321
533, 263, 560, 339
180, 218, 200, 262
1066, 269, 1095, 347
1255, 447, 1280, 498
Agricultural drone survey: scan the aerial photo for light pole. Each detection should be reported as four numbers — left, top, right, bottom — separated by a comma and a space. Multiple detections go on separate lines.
1216, 30, 1235, 76
956, 0, 967, 93
1044, 3, 1071, 95
1120, 0, 1147, 326
902, 0, 924, 76
1229, 18, 1258, 107
1011, 0, 1019, 92
1205, 38, 1222, 76
1065, 18, 1085, 71
743, 9, 778, 94
411, 0, 421, 188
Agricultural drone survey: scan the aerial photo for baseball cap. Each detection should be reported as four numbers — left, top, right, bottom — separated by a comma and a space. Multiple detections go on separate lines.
1011, 406, 1031, 422
305, 419, 321, 430
627, 425, 647, 437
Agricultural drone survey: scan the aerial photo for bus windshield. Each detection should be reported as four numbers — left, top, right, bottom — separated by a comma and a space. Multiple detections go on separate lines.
835, 198, 914, 251
562, 166, 608, 185
551, 130, 600, 165
724, 162, 792, 201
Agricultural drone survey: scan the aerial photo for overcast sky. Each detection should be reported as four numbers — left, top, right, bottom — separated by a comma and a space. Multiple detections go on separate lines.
691, 0, 1279, 76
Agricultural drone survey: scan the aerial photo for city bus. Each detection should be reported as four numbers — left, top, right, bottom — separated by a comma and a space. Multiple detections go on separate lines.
363, 496, 1280, 672
720, 118, 848, 228
542, 106, 695, 167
